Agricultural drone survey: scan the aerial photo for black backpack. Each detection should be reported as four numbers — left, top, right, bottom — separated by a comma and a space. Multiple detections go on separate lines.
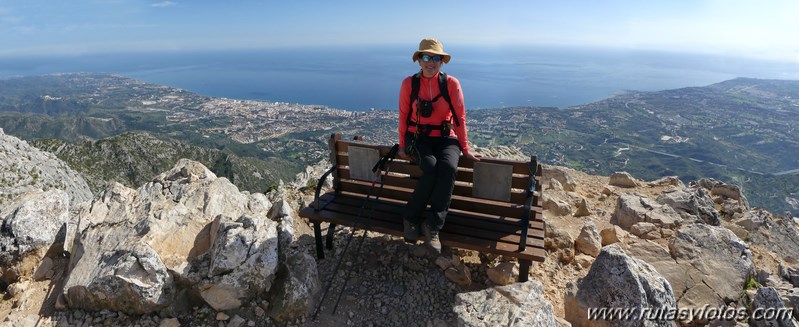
406, 71, 461, 128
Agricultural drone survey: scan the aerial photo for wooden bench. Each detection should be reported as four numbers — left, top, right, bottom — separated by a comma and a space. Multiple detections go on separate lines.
298, 133, 545, 282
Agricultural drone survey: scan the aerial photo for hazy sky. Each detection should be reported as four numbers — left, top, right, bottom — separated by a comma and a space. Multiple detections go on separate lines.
1, 0, 797, 63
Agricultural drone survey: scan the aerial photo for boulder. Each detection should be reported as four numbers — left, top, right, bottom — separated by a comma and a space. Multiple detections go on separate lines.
545, 224, 575, 263
749, 287, 798, 327
736, 209, 799, 264
1, 189, 69, 265
611, 193, 682, 230
780, 264, 799, 288
564, 244, 675, 327
543, 193, 573, 216
656, 187, 720, 226
693, 178, 750, 209
543, 166, 577, 192
600, 225, 627, 246
486, 262, 518, 286
454, 280, 558, 327
668, 224, 754, 306
574, 198, 592, 217
575, 221, 602, 257
647, 176, 684, 188
609, 172, 640, 188
62, 159, 281, 314
630, 222, 659, 239
268, 251, 320, 323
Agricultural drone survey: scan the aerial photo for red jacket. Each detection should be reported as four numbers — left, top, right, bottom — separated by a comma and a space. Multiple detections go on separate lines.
398, 72, 470, 154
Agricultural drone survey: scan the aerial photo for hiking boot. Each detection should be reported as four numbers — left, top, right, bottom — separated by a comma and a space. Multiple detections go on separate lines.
422, 224, 441, 255
403, 219, 420, 243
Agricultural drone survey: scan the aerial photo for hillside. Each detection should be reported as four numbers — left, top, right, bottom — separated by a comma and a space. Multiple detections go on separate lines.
30, 132, 300, 194
0, 73, 797, 215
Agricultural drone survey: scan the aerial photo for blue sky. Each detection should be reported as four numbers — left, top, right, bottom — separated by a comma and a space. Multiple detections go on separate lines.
1, 0, 797, 63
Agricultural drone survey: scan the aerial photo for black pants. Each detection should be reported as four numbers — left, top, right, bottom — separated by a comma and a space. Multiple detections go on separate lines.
404, 133, 461, 230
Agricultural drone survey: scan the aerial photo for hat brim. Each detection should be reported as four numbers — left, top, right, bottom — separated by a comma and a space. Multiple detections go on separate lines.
413, 51, 451, 64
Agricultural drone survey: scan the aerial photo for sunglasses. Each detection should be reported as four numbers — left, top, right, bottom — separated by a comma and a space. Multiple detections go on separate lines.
420, 54, 443, 63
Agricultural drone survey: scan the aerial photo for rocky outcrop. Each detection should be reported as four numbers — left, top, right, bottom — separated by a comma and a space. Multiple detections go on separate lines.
544, 166, 577, 192
611, 193, 682, 231
668, 224, 755, 306
608, 172, 641, 188
546, 223, 575, 263
735, 209, 799, 264
564, 244, 675, 327
62, 159, 280, 314
0, 189, 69, 263
656, 187, 720, 226
454, 280, 558, 327
692, 178, 750, 209
0, 129, 92, 206
750, 287, 798, 327
574, 221, 601, 257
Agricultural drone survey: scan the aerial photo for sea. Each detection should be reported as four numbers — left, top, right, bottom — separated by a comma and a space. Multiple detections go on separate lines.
1, 45, 797, 111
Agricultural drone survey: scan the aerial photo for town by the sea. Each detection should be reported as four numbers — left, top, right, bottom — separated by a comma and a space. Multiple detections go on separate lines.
1, 45, 797, 111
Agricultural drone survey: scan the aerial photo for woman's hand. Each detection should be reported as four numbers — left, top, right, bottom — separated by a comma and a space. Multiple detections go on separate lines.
463, 151, 481, 161
398, 148, 410, 160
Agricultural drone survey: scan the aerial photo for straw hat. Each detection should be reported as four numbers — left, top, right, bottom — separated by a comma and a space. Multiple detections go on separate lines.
412, 38, 451, 63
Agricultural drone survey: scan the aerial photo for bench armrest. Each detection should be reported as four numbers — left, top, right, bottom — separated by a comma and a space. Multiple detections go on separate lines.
314, 165, 337, 211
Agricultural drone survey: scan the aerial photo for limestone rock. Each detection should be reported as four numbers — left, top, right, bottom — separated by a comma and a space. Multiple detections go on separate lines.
445, 264, 472, 287
0, 130, 92, 207
611, 193, 682, 230
608, 172, 640, 188
630, 222, 660, 240
575, 221, 602, 257
647, 176, 684, 188
454, 280, 558, 327
750, 287, 798, 327
668, 224, 754, 306
693, 178, 750, 209
656, 187, 720, 226
543, 193, 572, 216
486, 261, 518, 286
574, 197, 592, 217
268, 251, 320, 323
543, 166, 577, 192
736, 209, 799, 264
62, 159, 280, 314
564, 244, 675, 327
545, 224, 575, 263
0, 189, 69, 265
600, 226, 627, 246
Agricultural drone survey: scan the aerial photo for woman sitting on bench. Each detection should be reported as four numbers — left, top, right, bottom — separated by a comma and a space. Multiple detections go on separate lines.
397, 37, 481, 255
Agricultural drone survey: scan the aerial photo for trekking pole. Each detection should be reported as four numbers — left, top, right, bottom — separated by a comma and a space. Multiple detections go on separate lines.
312, 144, 399, 319
331, 144, 399, 315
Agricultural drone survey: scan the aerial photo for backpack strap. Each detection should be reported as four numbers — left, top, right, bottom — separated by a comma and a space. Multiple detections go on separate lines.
406, 71, 461, 127
407, 72, 421, 128
438, 72, 461, 127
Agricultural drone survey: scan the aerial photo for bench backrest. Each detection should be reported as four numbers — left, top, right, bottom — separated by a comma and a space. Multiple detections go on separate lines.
326, 133, 542, 220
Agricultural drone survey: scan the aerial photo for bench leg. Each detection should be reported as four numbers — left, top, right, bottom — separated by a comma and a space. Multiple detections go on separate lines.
326, 223, 337, 250
518, 259, 532, 282
313, 222, 324, 259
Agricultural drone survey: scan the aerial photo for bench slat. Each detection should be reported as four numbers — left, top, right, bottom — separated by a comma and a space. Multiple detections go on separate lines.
337, 179, 542, 219
318, 193, 544, 244
337, 156, 537, 190
300, 203, 545, 262
337, 168, 536, 204
336, 141, 534, 175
